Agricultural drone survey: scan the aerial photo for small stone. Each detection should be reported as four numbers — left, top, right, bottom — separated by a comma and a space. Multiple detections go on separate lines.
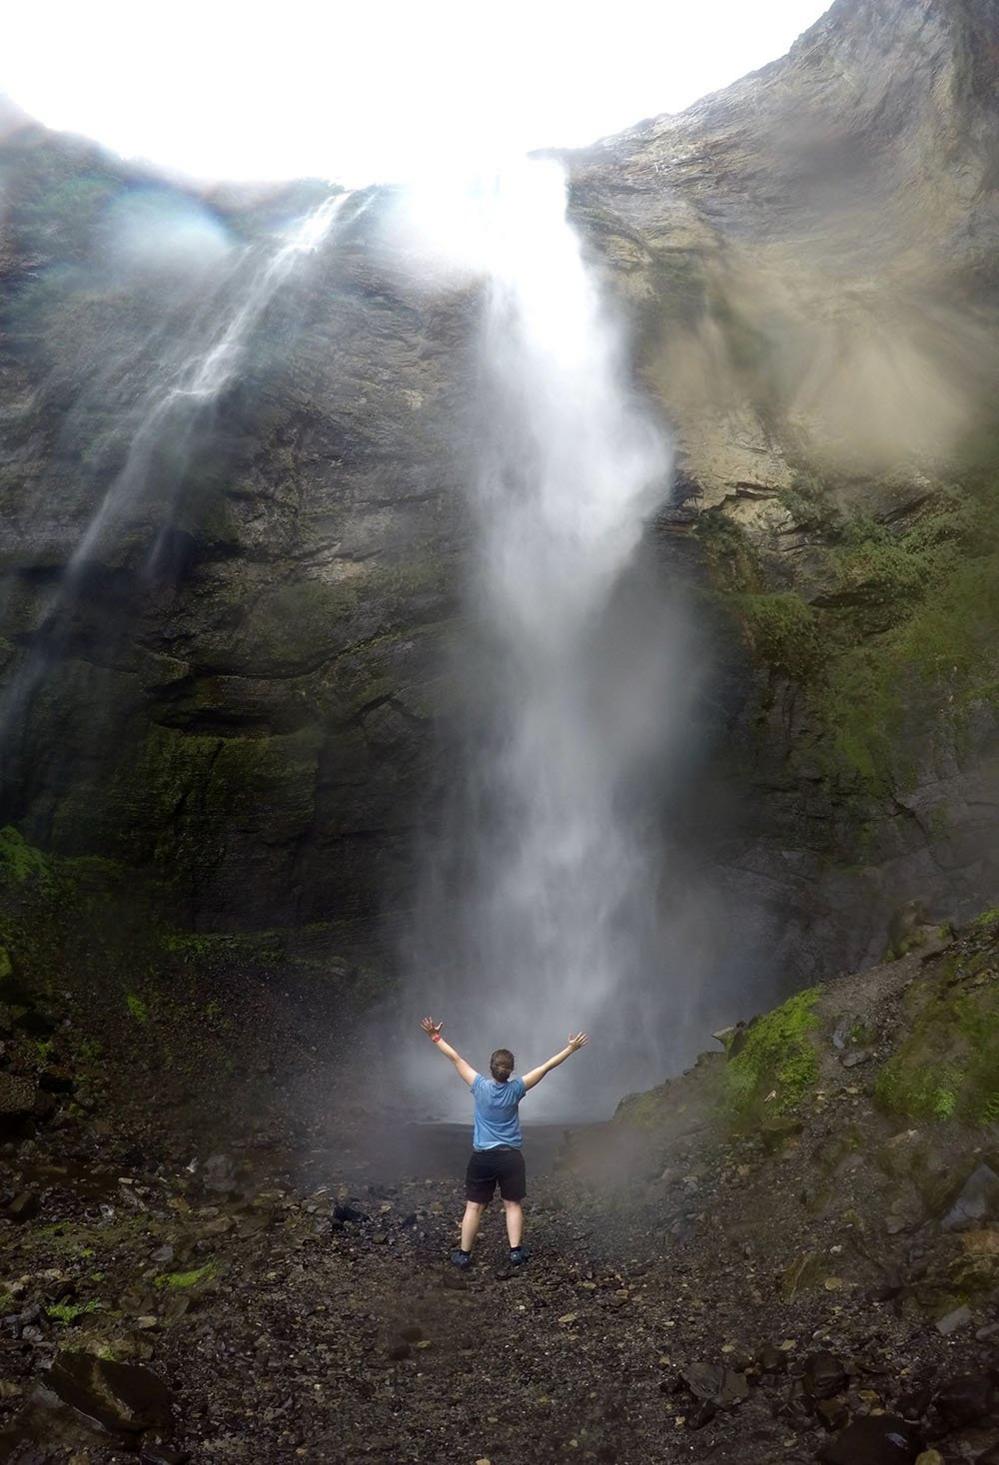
557, 1312, 578, 1325
940, 1163, 999, 1231
914, 1453, 944, 1465
935, 1304, 972, 1336
386, 1340, 411, 1361
758, 1343, 786, 1373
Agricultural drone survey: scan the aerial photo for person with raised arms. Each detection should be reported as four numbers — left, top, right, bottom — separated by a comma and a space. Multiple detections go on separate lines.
419, 1016, 589, 1268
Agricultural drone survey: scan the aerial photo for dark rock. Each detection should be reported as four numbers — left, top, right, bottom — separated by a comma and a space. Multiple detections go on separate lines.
896, 1385, 934, 1421
201, 1154, 237, 1194
687, 1400, 717, 1429
386, 1341, 411, 1361
681, 1363, 748, 1409
5, 1190, 40, 1222
758, 1344, 787, 1374
140, 1450, 190, 1465
49, 1351, 173, 1433
815, 1397, 851, 1432
804, 1352, 849, 1400
940, 1164, 999, 1231
934, 1373, 994, 1428
818, 1415, 924, 1464
333, 1202, 368, 1223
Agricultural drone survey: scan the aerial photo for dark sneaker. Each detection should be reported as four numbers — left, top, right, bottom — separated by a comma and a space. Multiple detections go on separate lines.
450, 1249, 471, 1269
508, 1247, 527, 1266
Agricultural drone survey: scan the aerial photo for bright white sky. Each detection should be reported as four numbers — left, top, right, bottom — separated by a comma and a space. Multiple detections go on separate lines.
4, 0, 830, 188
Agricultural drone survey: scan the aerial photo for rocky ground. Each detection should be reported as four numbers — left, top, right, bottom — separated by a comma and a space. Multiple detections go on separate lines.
1, 915, 998, 1463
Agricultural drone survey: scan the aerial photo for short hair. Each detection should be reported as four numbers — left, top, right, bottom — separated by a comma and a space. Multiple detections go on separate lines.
490, 1048, 515, 1081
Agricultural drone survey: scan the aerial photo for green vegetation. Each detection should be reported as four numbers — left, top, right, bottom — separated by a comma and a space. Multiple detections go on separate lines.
732, 592, 823, 684
875, 968, 999, 1127
698, 459, 999, 795
723, 988, 821, 1124
46, 1299, 103, 1325
155, 1262, 216, 1290
125, 992, 149, 1024
0, 826, 52, 885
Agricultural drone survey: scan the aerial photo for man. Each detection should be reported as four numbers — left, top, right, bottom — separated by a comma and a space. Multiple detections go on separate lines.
419, 1016, 589, 1268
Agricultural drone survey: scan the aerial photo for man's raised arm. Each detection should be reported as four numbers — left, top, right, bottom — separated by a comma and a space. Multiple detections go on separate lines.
522, 1032, 589, 1091
419, 1017, 478, 1087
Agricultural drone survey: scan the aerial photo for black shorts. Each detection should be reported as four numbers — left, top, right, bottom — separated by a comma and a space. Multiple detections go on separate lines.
465, 1147, 527, 1203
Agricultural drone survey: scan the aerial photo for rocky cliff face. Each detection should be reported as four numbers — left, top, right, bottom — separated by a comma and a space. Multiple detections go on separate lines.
0, 129, 473, 942
0, 0, 996, 1004
566, 0, 999, 977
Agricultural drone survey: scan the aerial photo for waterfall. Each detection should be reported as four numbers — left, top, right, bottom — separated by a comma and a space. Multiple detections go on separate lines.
72, 189, 353, 575
407, 161, 679, 1116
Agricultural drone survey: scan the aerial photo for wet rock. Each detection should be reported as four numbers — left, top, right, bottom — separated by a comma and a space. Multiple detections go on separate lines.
139, 1449, 189, 1464
940, 1164, 999, 1231
5, 1190, 40, 1222
804, 1352, 848, 1400
934, 1373, 993, 1428
386, 1340, 411, 1361
818, 1415, 924, 1464
50, 1351, 173, 1433
914, 1453, 943, 1465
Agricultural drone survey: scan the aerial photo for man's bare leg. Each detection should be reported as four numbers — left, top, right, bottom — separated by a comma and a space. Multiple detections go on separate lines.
460, 1200, 486, 1253
502, 1199, 524, 1249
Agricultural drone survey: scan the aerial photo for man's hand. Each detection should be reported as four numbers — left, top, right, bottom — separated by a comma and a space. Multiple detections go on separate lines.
568, 1032, 589, 1052
420, 1016, 444, 1040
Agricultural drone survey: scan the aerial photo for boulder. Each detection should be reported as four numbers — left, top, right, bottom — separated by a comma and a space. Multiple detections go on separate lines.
818, 1415, 924, 1465
49, 1351, 173, 1433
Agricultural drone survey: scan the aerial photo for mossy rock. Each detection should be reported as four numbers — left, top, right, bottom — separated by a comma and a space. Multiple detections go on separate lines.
874, 954, 999, 1126
722, 988, 821, 1128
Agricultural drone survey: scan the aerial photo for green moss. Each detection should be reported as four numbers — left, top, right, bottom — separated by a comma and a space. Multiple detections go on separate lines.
970, 907, 999, 932
724, 988, 821, 1125
47, 1299, 103, 1325
694, 509, 762, 595
125, 992, 149, 1023
0, 826, 52, 884
875, 972, 999, 1126
732, 593, 823, 684
155, 1262, 216, 1290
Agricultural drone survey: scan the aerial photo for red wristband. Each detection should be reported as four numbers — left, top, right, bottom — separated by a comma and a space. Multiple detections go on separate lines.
431, 1033, 442, 1043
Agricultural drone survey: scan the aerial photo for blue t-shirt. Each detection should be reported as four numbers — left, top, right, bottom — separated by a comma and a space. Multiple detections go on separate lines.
471, 1074, 526, 1150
